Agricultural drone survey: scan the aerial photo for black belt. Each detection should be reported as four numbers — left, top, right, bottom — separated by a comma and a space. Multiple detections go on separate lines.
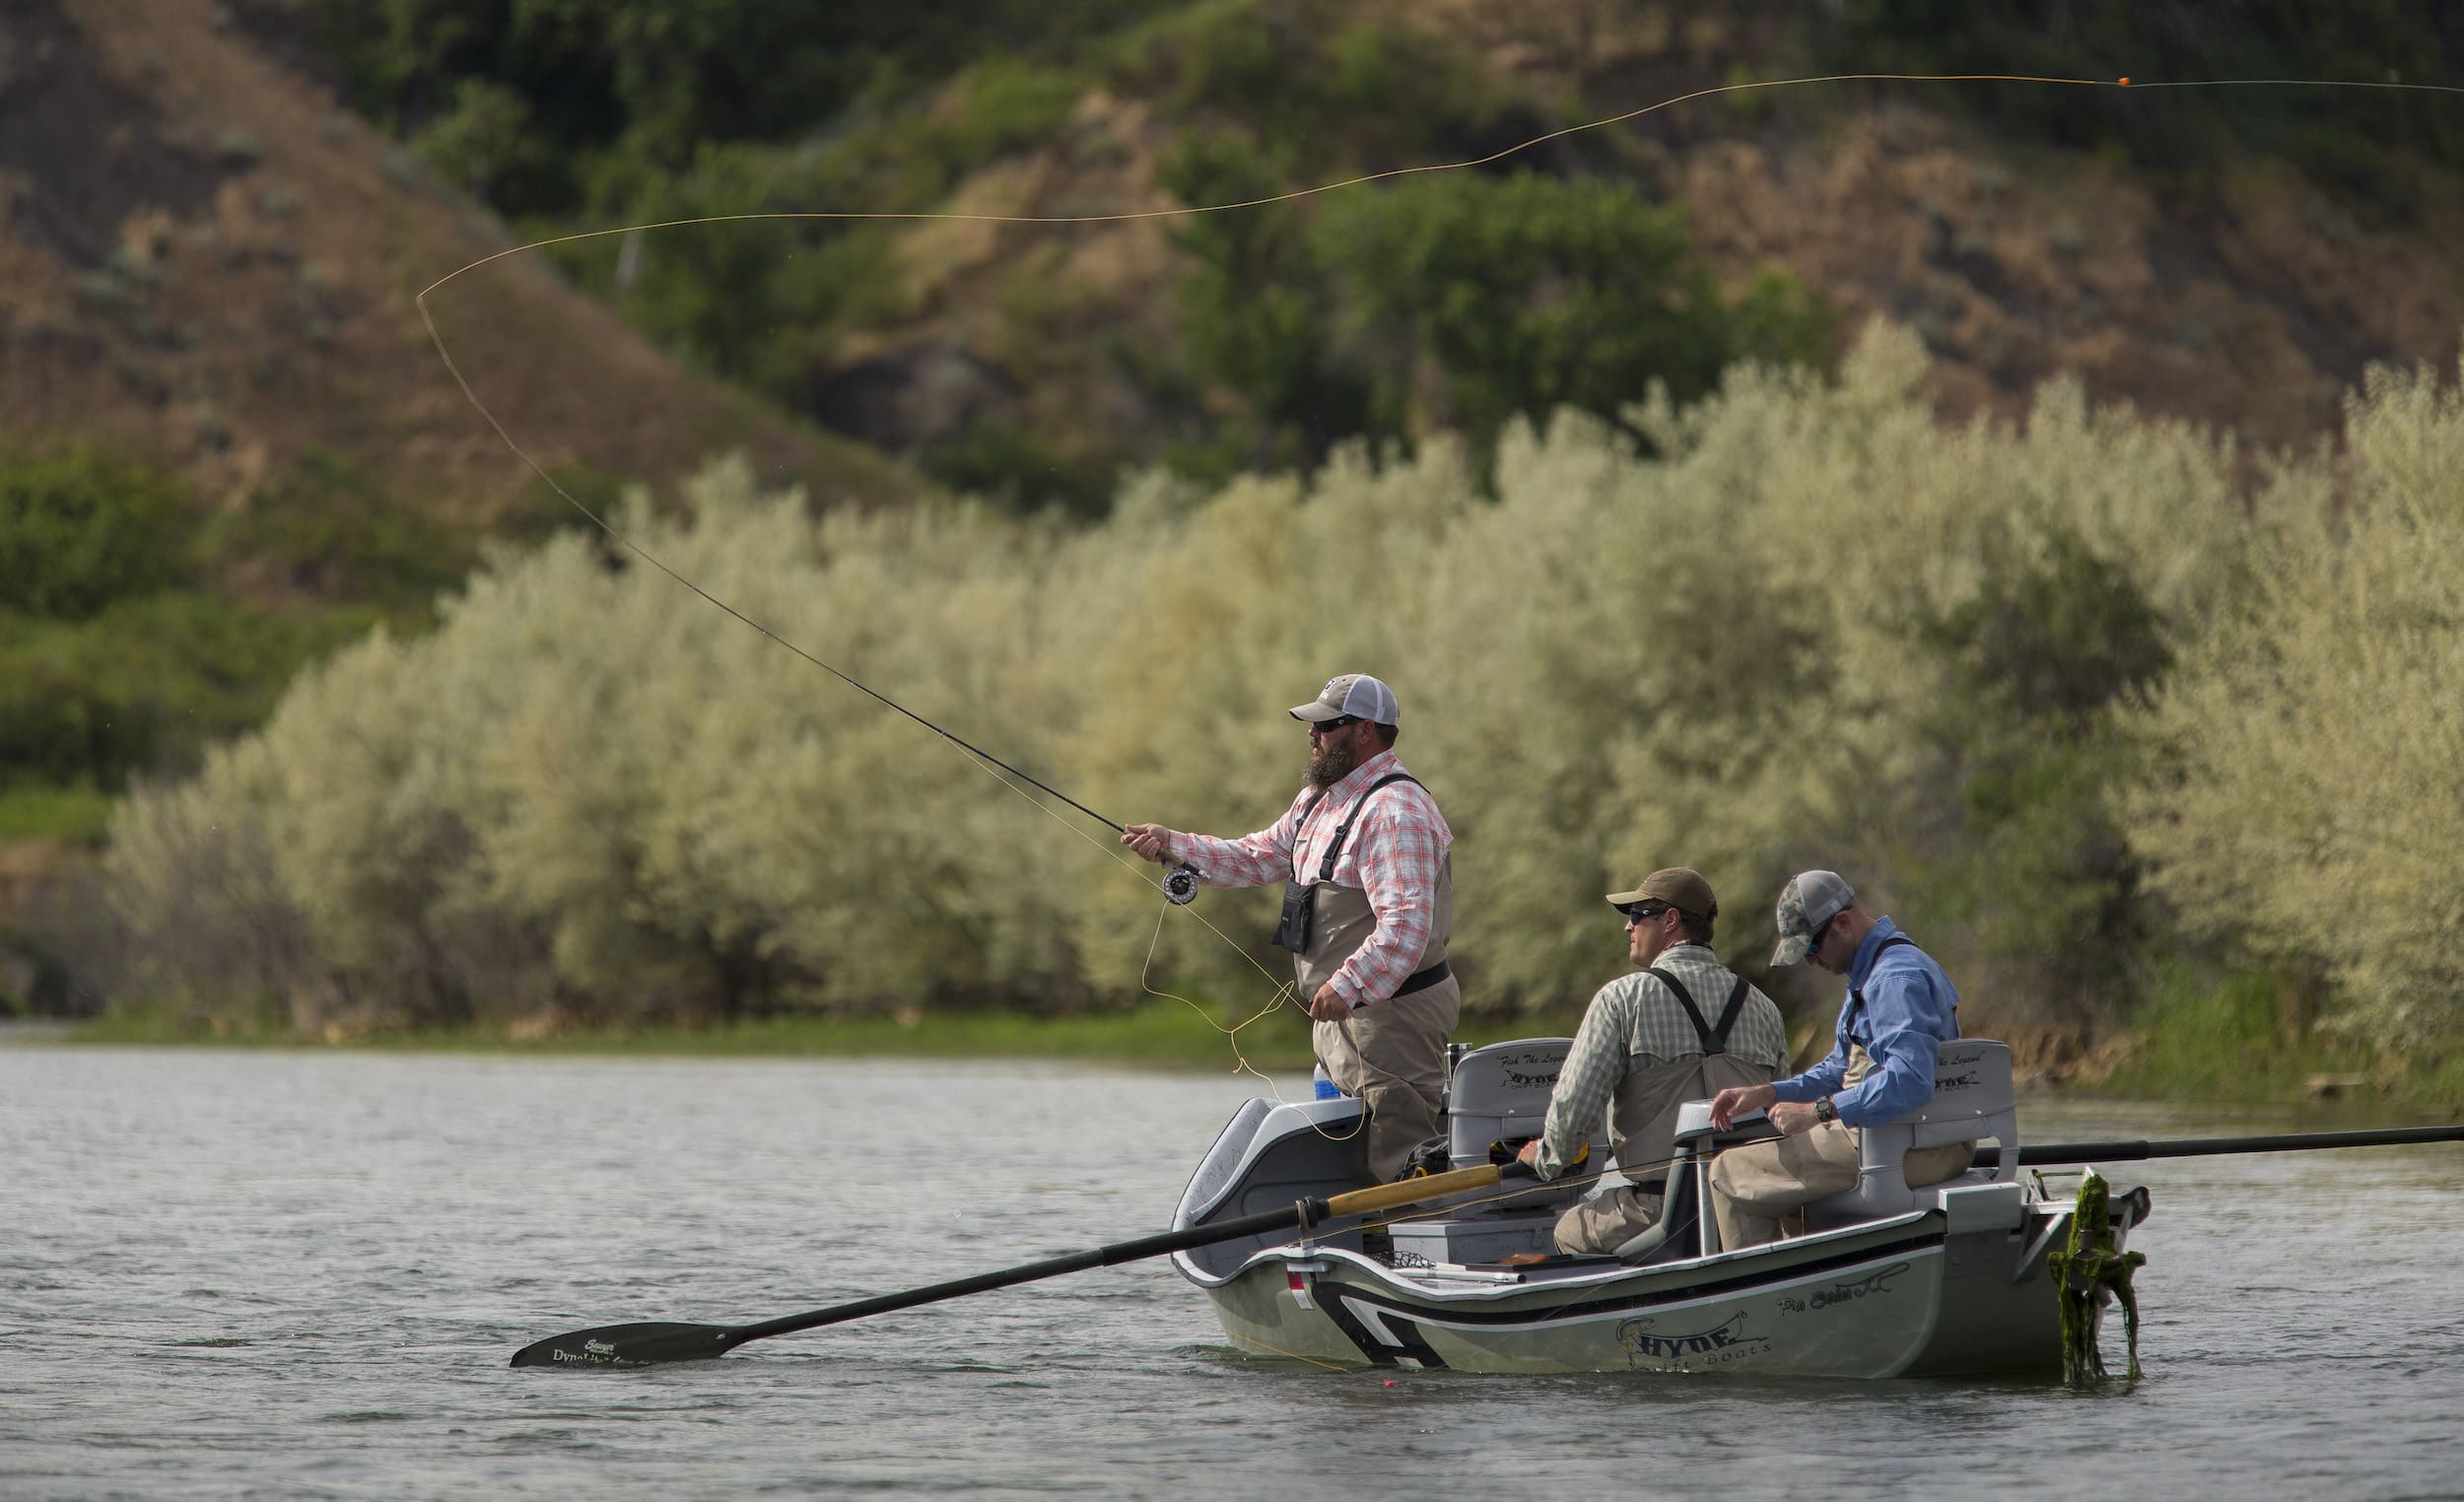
1394, 960, 1452, 997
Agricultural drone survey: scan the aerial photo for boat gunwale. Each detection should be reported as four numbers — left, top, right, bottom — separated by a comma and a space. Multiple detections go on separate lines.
1173, 1195, 2070, 1307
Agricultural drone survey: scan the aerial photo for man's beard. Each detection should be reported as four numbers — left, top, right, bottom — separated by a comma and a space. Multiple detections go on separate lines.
1307, 735, 1361, 789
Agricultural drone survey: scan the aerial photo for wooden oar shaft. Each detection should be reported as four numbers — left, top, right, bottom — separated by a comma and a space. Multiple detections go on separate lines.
723, 1161, 1508, 1345
2004, 1122, 2464, 1167
1325, 1162, 1505, 1218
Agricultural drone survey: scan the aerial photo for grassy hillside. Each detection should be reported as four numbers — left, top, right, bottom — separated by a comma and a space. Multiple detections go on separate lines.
2, 0, 924, 517
301, 0, 2464, 508
0, 0, 932, 990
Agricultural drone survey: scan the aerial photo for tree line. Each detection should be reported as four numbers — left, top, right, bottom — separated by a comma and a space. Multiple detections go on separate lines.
91, 325, 2464, 1068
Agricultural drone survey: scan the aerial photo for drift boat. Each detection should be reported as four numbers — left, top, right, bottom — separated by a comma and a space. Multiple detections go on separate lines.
1170, 1037, 2148, 1378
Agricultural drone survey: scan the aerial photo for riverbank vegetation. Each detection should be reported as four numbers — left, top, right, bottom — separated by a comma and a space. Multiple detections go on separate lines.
81, 324, 2464, 1108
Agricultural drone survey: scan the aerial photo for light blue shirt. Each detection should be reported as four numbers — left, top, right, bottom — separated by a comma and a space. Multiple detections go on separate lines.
1769, 916, 1960, 1127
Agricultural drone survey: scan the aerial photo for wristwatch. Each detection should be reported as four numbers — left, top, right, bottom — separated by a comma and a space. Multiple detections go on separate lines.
1814, 1095, 1838, 1125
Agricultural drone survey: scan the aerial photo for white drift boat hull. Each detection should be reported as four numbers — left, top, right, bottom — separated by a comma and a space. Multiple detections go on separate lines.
1171, 1044, 2145, 1379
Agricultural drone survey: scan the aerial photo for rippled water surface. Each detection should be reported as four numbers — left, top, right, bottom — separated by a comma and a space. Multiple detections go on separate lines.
5, 1040, 2462, 1500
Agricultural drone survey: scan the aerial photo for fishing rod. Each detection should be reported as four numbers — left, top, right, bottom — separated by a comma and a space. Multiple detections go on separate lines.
472, 498, 1209, 906
780, 651, 1201, 905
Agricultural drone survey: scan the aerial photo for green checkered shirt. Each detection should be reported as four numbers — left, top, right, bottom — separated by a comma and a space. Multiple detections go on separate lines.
1536, 943, 1791, 1180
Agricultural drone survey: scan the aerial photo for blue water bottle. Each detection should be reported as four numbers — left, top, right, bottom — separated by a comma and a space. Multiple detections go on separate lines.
1313, 1062, 1341, 1100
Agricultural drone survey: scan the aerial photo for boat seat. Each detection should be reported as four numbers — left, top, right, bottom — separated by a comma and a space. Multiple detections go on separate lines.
1609, 1143, 1702, 1265
1805, 1039, 2019, 1226
1614, 1113, 1781, 1265
1433, 1038, 1606, 1215
1441, 1038, 1600, 1171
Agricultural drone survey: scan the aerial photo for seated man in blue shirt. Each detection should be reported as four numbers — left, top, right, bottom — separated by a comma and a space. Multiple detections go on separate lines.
1704, 870, 1973, 1250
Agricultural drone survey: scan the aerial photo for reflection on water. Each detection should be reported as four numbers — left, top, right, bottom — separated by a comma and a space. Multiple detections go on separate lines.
3, 1044, 2460, 1500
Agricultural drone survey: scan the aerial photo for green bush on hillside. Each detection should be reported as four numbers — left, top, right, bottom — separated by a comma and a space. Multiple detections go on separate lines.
200, 448, 472, 612
0, 447, 458, 812
313, 0, 1180, 216
0, 594, 372, 796
1313, 171, 1741, 457
1120, 1, 1501, 169
0, 446, 194, 620
1166, 153, 1836, 477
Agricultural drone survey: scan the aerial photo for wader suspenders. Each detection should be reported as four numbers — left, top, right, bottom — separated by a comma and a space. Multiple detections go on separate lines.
1836, 933, 1918, 1040
1268, 774, 1427, 968
1644, 967, 1754, 1055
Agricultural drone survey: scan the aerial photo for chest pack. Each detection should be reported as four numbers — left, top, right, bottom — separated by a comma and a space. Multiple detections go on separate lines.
1269, 774, 1421, 956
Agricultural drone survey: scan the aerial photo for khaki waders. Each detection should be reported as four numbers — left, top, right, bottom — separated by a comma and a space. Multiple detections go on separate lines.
1707, 1044, 1975, 1250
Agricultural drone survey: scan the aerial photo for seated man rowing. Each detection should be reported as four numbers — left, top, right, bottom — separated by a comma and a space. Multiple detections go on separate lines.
1514, 868, 1788, 1256
1705, 870, 1971, 1249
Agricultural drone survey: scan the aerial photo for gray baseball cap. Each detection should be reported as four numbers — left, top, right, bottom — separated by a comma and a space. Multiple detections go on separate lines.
1772, 869, 1855, 966
1290, 672, 1401, 725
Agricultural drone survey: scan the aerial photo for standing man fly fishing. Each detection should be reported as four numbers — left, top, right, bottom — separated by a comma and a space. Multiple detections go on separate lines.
1123, 673, 1458, 1185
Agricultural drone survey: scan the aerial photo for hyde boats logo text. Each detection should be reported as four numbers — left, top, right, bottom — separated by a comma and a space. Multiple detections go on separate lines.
1615, 1311, 1769, 1370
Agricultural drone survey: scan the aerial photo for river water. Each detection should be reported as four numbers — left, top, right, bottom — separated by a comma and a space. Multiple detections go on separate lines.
4, 1040, 2461, 1500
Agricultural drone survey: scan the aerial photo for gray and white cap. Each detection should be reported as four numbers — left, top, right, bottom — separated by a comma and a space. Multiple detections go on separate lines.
1290, 672, 1401, 725
1771, 869, 1855, 967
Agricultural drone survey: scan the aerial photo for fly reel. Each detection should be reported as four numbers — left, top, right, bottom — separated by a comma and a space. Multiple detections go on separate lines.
1163, 863, 1200, 906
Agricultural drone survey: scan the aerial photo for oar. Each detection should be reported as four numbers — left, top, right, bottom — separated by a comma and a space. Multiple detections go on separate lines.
509, 1160, 1520, 1368
1991, 1122, 2464, 1168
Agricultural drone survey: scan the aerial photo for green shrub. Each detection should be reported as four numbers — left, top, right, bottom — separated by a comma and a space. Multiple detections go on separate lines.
1166, 162, 1835, 476
924, 58, 1083, 176
411, 78, 563, 205
0, 785, 117, 845
2124, 355, 2464, 1044
1313, 171, 1739, 459
199, 447, 471, 614
1162, 133, 1368, 454
1126, 2, 1499, 168
0, 594, 370, 793
0, 447, 195, 620
918, 418, 1121, 516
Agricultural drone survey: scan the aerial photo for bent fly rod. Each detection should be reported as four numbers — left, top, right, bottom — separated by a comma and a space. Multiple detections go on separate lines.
791, 656, 1199, 904
500, 503, 1203, 906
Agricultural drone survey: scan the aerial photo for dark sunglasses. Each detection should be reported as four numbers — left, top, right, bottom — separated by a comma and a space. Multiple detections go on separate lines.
1804, 912, 1837, 956
1618, 901, 1674, 925
1308, 715, 1362, 735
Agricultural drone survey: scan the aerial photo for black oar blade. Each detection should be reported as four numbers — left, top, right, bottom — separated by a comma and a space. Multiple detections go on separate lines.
509, 1320, 742, 1369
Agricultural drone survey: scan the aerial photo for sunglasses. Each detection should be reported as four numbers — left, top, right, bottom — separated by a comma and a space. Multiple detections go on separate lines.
1804, 911, 1837, 956
1308, 716, 1362, 735
1618, 902, 1674, 925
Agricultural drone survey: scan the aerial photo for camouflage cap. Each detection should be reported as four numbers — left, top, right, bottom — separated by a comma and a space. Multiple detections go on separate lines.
1771, 869, 1855, 966
1605, 867, 1717, 922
